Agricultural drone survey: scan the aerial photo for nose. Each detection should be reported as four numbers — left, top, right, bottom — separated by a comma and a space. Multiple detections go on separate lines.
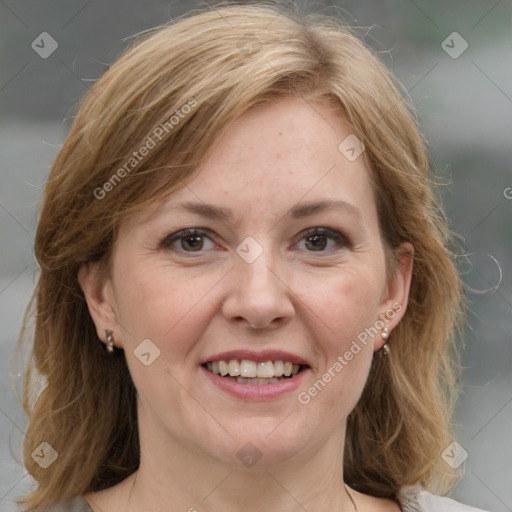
221, 249, 295, 330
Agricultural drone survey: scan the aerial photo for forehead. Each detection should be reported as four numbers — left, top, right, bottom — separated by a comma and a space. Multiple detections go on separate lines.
130, 96, 377, 229
200, 97, 353, 173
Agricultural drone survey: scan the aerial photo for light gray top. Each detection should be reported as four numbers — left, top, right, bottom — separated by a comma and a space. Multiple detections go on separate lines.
397, 485, 490, 511
39, 485, 491, 511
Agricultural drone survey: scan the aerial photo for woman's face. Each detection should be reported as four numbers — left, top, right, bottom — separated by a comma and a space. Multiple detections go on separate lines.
81, 96, 412, 469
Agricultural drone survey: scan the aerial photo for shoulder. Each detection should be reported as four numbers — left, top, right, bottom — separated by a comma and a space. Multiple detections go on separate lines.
398, 485, 492, 512
37, 496, 93, 512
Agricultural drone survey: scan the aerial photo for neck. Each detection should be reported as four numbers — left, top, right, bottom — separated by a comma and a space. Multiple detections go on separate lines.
128, 458, 356, 512
117, 414, 356, 512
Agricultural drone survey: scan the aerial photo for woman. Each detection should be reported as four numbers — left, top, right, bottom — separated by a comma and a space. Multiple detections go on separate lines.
17, 3, 489, 511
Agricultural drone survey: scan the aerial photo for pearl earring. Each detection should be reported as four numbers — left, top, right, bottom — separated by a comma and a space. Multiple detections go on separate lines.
105, 329, 115, 353
381, 327, 390, 355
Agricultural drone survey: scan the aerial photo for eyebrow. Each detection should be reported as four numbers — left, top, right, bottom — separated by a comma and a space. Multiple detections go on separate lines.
168, 199, 362, 223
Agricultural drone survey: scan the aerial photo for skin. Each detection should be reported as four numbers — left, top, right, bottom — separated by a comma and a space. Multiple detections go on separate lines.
79, 96, 413, 512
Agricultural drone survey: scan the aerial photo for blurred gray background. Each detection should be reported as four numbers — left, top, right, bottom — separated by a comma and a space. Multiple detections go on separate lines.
1, 1, 511, 510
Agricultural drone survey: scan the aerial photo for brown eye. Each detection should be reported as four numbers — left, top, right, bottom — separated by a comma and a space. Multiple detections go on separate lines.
161, 229, 215, 253
304, 233, 329, 251
296, 228, 349, 252
181, 234, 204, 251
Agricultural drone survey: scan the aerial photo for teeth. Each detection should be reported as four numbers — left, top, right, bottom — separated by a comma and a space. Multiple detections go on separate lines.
228, 359, 240, 376
236, 377, 280, 384
240, 360, 257, 378
219, 360, 229, 376
205, 358, 304, 379
273, 360, 284, 377
256, 361, 274, 378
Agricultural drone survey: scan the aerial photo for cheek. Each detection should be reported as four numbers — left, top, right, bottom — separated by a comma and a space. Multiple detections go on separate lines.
111, 260, 218, 420
113, 264, 171, 342
112, 259, 223, 359
302, 263, 385, 347
296, 265, 384, 409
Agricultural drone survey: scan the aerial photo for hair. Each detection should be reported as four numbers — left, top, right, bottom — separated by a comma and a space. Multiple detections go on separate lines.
16, 2, 465, 509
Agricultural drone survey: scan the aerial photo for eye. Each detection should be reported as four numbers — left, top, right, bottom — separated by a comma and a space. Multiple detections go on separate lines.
160, 227, 350, 255
295, 227, 350, 252
161, 229, 216, 253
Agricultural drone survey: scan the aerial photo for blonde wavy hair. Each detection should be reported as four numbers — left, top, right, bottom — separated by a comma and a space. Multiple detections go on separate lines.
16, 2, 465, 509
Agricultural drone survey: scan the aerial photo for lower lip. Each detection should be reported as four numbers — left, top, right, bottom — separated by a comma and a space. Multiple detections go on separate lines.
200, 365, 309, 401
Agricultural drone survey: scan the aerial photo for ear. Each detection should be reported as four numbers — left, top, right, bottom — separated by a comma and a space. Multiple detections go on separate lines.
375, 242, 414, 350
78, 261, 121, 349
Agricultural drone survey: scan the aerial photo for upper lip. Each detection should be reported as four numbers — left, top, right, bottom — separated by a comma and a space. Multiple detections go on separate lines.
201, 350, 309, 366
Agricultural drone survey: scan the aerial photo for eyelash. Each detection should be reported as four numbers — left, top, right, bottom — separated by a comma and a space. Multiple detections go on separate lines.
160, 227, 351, 255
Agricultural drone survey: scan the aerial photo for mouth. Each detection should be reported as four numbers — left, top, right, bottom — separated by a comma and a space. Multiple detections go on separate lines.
202, 359, 309, 385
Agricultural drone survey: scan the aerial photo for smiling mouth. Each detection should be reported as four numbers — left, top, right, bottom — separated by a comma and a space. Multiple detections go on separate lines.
202, 359, 308, 384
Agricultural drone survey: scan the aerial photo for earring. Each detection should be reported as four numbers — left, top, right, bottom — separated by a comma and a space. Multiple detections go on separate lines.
381, 327, 390, 355
105, 329, 115, 353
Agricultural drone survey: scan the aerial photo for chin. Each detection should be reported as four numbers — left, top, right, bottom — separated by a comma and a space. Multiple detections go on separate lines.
200, 417, 317, 469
